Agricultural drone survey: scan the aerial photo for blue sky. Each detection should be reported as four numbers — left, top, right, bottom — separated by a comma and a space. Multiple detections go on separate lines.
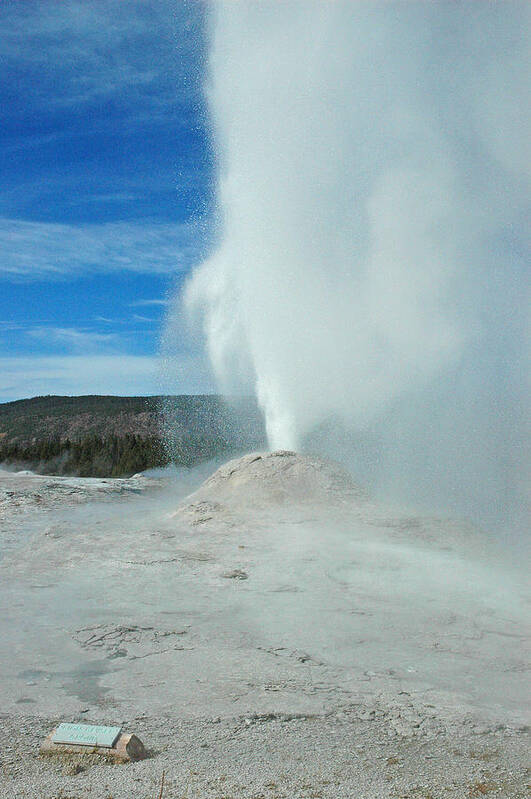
0, 0, 215, 401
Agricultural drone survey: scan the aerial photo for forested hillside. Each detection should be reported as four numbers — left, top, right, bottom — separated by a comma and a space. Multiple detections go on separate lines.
0, 395, 266, 477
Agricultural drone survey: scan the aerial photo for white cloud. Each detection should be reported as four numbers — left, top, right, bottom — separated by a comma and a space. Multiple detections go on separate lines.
0, 321, 25, 332
0, 218, 202, 279
24, 327, 121, 352
76, 193, 139, 204
130, 299, 170, 308
0, 353, 214, 402
93, 316, 121, 325
0, 0, 202, 109
131, 315, 156, 324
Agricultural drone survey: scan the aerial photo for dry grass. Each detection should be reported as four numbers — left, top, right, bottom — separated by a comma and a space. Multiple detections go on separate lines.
468, 782, 497, 796
468, 749, 499, 762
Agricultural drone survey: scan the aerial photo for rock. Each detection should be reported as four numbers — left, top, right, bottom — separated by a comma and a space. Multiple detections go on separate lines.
222, 569, 248, 580
62, 760, 85, 775
390, 719, 416, 737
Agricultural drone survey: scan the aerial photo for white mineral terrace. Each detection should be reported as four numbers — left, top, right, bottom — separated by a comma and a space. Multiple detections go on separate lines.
0, 453, 528, 798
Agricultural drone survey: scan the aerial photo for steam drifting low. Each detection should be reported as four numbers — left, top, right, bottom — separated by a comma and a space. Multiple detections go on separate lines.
185, 2, 529, 535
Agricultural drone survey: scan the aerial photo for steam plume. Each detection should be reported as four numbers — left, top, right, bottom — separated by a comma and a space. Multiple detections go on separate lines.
184, 2, 529, 534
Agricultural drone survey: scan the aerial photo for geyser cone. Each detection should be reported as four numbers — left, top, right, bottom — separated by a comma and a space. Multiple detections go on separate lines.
187, 450, 369, 508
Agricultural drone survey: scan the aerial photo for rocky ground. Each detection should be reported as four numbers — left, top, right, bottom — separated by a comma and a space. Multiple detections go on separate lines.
1, 709, 529, 799
0, 453, 528, 798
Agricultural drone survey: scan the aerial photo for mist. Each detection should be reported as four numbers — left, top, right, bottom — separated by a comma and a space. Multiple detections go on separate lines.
183, 2, 529, 538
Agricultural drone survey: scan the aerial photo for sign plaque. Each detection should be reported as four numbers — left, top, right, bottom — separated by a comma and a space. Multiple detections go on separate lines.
51, 723, 121, 749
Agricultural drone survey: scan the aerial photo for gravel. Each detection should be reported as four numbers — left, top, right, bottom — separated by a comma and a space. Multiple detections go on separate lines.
1, 710, 529, 798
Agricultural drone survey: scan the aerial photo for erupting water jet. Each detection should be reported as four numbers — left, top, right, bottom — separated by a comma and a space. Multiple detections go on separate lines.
183, 1, 529, 538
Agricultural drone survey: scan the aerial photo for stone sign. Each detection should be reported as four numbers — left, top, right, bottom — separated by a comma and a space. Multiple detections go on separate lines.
41, 724, 146, 762
51, 723, 121, 748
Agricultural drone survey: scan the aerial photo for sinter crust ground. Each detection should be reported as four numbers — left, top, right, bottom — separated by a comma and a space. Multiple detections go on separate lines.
0, 453, 528, 798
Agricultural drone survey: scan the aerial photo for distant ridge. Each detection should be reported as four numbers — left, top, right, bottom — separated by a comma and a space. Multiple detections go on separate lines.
0, 395, 162, 442
0, 395, 266, 477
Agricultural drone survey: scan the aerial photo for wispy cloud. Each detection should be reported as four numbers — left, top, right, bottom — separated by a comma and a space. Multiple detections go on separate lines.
129, 299, 170, 308
0, 321, 25, 332
25, 326, 121, 352
93, 316, 122, 325
0, 354, 161, 400
131, 315, 157, 324
72, 193, 139, 205
0, 218, 206, 280
0, 1, 205, 111
0, 353, 214, 402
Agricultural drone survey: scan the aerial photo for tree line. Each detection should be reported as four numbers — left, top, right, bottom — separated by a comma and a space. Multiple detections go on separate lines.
0, 432, 233, 477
